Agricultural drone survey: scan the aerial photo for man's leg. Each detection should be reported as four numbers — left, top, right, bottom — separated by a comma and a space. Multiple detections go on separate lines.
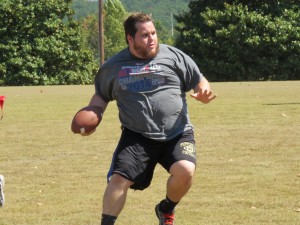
101, 173, 133, 225
156, 160, 195, 225
167, 160, 195, 202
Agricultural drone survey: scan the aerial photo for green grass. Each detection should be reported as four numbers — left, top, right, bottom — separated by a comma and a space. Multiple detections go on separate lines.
0, 81, 299, 225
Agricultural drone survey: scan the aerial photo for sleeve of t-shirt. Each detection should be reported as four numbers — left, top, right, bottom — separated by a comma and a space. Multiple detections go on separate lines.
174, 50, 204, 92
94, 66, 114, 103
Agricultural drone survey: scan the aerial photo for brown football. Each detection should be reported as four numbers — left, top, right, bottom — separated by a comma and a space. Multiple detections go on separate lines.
71, 105, 103, 134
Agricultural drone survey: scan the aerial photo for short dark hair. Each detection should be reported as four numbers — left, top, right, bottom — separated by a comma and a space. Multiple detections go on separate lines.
123, 13, 154, 44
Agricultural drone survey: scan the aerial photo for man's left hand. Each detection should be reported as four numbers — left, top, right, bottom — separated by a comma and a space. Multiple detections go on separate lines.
190, 89, 217, 104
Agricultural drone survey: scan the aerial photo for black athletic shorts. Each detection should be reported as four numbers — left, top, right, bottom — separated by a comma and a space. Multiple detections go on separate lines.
106, 127, 197, 190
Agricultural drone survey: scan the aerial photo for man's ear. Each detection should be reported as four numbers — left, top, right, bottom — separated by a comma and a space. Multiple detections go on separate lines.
127, 34, 134, 45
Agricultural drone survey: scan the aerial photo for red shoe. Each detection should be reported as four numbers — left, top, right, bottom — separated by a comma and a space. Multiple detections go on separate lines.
155, 202, 175, 225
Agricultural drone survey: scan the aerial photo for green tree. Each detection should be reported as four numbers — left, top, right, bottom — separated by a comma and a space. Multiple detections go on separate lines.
0, 0, 97, 86
175, 0, 300, 81
104, 0, 128, 60
73, 0, 191, 49
80, 0, 128, 61
72, 0, 98, 19
81, 15, 99, 60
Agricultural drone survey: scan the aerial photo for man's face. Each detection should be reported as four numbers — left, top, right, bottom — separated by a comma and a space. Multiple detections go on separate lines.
128, 21, 159, 59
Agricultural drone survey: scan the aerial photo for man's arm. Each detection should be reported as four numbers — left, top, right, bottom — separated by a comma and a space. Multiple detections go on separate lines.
88, 94, 109, 112
190, 77, 217, 104
76, 94, 108, 136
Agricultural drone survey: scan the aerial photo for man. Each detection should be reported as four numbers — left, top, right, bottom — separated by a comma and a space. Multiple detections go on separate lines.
76, 13, 216, 225
0, 175, 4, 207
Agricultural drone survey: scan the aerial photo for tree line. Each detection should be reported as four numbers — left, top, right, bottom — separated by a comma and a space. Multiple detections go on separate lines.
0, 0, 299, 86
175, 0, 300, 81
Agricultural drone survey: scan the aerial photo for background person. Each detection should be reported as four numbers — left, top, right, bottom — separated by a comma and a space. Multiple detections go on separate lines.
0, 175, 5, 207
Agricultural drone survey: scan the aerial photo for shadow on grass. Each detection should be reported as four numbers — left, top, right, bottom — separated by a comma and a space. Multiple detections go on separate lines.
263, 102, 300, 105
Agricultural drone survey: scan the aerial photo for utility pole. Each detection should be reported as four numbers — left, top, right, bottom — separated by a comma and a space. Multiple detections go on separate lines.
171, 12, 174, 37
98, 0, 104, 65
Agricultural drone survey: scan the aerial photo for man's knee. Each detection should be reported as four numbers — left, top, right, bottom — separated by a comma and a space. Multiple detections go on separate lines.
108, 173, 134, 189
169, 160, 196, 184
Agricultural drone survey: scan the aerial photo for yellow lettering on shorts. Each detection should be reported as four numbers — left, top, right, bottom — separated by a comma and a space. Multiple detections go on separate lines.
180, 142, 196, 158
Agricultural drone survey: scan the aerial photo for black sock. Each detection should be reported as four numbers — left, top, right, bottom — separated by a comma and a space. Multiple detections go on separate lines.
161, 196, 179, 213
101, 214, 117, 225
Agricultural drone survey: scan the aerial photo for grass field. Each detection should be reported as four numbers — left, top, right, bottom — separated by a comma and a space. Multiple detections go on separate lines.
0, 81, 299, 225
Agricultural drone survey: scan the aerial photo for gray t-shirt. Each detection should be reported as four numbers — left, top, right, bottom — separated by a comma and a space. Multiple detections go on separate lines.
95, 44, 204, 141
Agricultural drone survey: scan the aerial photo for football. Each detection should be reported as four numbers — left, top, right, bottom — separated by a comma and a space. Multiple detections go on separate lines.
71, 105, 103, 134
